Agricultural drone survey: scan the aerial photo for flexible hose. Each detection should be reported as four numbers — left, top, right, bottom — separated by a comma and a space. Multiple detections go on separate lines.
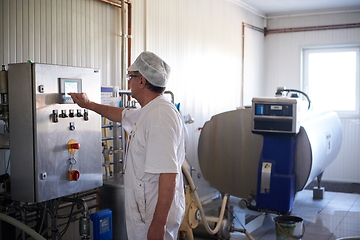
182, 165, 229, 235
284, 89, 311, 110
0, 213, 46, 240
232, 228, 255, 240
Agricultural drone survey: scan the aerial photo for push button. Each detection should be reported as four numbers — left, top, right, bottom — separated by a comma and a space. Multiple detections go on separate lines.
69, 109, 75, 118
69, 169, 80, 181
84, 109, 89, 121
76, 109, 83, 117
69, 122, 75, 131
52, 110, 59, 123
60, 110, 68, 118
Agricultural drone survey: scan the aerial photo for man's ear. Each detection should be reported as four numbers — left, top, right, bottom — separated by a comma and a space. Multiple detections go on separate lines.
139, 76, 146, 88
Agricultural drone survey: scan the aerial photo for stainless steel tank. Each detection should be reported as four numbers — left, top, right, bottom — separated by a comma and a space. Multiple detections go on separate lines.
198, 108, 342, 198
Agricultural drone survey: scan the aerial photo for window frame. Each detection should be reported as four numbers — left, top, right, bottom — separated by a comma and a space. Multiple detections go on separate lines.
302, 45, 360, 118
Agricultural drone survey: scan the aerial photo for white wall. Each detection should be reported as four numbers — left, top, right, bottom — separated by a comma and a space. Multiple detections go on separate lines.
130, 0, 265, 198
264, 11, 360, 183
0, 0, 123, 86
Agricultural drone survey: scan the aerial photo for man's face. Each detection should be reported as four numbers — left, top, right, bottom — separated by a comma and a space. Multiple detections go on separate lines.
127, 71, 142, 98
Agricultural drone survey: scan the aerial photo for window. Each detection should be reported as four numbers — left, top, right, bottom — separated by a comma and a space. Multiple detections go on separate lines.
302, 46, 360, 117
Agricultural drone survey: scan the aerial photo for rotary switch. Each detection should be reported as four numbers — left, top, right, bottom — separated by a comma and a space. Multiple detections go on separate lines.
68, 139, 80, 153
69, 169, 80, 181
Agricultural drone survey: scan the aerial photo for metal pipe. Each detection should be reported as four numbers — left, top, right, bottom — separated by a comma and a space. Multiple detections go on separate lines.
164, 90, 174, 104
243, 22, 265, 34
266, 22, 360, 35
97, 0, 130, 8
113, 122, 121, 174
121, 0, 127, 91
241, 22, 265, 107
266, 9, 360, 19
127, 2, 132, 68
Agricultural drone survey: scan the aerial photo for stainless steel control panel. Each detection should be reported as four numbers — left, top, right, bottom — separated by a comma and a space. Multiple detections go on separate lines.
252, 97, 300, 135
8, 63, 102, 202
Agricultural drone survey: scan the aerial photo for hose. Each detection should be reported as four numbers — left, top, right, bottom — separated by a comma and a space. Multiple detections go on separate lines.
0, 212, 46, 240
283, 89, 311, 110
181, 165, 229, 235
232, 228, 255, 240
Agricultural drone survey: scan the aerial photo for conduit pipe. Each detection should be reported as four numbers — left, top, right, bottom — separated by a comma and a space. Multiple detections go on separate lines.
0, 213, 46, 240
241, 22, 265, 107
266, 22, 360, 35
266, 9, 360, 19
96, 0, 132, 86
97, 0, 131, 8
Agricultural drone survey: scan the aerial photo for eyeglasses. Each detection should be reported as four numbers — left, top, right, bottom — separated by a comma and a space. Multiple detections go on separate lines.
126, 74, 142, 80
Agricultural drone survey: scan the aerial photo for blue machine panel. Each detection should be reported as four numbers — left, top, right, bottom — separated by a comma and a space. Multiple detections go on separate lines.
90, 209, 113, 240
256, 137, 296, 213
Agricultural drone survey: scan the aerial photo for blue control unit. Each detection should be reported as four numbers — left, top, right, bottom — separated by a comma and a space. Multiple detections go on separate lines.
90, 209, 113, 240
256, 136, 296, 213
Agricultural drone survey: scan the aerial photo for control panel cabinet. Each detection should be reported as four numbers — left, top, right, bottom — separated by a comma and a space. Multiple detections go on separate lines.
252, 97, 300, 135
8, 63, 102, 202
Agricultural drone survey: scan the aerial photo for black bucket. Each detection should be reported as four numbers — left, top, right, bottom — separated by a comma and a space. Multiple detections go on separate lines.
274, 216, 305, 240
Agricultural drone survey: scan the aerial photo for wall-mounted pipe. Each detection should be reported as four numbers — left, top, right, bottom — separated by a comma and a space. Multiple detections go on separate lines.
266, 22, 360, 35
127, 2, 132, 68
241, 22, 265, 107
97, 0, 131, 8
97, 0, 132, 88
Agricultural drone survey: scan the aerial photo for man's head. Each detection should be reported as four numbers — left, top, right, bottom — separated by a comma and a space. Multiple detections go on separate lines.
128, 51, 170, 88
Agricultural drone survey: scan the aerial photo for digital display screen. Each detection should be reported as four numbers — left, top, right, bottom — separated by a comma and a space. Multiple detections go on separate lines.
255, 105, 264, 115
254, 103, 293, 116
64, 81, 79, 94
100, 217, 110, 233
59, 78, 82, 104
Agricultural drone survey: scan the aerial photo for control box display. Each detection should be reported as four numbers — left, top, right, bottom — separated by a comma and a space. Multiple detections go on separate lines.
252, 97, 300, 135
59, 78, 82, 104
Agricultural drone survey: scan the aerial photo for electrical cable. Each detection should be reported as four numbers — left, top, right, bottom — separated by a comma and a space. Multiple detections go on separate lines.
60, 202, 76, 236
5, 155, 10, 174
283, 89, 311, 110
38, 202, 47, 236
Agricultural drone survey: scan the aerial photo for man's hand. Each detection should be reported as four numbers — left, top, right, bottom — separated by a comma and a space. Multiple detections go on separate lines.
147, 173, 177, 240
68, 92, 124, 122
147, 222, 165, 240
68, 93, 92, 109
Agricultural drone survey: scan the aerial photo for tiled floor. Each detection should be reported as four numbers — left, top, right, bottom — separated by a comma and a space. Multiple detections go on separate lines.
194, 190, 360, 240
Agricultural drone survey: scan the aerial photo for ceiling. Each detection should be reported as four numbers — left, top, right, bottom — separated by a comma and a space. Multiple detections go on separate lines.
239, 0, 360, 16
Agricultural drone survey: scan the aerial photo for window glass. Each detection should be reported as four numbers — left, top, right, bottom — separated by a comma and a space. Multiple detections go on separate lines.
303, 47, 359, 116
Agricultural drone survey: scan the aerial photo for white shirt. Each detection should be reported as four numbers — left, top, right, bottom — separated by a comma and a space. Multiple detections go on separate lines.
122, 95, 185, 240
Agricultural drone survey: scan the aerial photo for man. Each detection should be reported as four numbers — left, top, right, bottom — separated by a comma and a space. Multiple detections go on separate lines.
69, 51, 185, 240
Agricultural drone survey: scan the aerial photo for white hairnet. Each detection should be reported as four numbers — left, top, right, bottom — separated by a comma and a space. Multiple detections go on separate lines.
128, 51, 170, 87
